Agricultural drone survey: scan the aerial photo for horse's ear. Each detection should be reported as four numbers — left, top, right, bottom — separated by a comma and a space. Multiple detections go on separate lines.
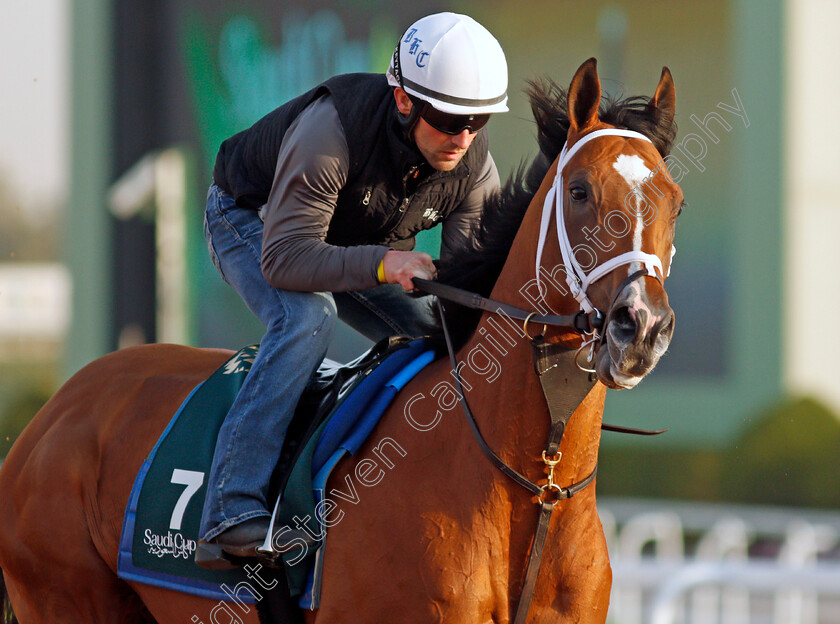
568, 58, 601, 133
649, 66, 676, 118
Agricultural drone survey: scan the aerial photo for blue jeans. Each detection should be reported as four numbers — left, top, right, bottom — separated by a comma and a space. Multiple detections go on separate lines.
199, 184, 433, 541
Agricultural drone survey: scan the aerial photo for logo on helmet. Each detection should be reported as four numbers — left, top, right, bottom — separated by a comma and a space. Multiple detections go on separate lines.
387, 13, 509, 115
404, 33, 427, 66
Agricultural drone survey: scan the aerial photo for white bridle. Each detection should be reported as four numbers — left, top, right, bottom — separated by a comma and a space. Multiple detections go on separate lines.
534, 129, 664, 317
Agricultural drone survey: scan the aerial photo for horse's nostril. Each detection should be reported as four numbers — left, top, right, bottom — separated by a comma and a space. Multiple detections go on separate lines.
610, 306, 637, 344
651, 311, 675, 340
663, 313, 675, 337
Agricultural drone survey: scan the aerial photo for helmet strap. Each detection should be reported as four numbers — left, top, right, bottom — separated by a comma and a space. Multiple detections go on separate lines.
392, 39, 421, 142
397, 106, 421, 142
392, 43, 404, 89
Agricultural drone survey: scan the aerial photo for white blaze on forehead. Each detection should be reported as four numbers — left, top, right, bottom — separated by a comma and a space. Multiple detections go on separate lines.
613, 153, 652, 188
612, 153, 652, 271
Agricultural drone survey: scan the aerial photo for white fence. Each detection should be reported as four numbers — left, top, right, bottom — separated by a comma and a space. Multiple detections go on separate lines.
598, 498, 840, 624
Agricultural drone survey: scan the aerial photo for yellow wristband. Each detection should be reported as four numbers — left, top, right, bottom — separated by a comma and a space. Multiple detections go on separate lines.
377, 258, 387, 284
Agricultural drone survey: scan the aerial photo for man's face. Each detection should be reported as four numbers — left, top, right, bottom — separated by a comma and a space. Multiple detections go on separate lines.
394, 88, 479, 172
412, 119, 475, 171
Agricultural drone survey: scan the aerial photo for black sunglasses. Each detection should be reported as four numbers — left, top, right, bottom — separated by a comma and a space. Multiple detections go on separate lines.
409, 96, 491, 135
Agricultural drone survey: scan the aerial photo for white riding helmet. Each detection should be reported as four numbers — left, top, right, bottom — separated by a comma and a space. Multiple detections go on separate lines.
386, 12, 509, 116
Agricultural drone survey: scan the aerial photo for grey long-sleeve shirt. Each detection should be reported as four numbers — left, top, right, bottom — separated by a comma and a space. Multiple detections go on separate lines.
259, 95, 501, 293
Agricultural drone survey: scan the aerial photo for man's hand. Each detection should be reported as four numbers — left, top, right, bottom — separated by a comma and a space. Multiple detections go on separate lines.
382, 250, 437, 291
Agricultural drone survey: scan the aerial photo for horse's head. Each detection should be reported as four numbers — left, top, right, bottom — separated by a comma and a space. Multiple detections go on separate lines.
536, 58, 682, 389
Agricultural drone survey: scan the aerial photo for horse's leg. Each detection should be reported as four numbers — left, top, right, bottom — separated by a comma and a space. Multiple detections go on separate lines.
129, 584, 262, 624
0, 414, 155, 622
1, 445, 156, 623
0, 538, 153, 624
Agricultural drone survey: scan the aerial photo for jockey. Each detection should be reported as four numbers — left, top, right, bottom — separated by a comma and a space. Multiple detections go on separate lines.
197, 12, 508, 563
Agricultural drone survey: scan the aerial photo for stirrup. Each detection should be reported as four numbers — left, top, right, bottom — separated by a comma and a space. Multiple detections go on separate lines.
194, 541, 236, 571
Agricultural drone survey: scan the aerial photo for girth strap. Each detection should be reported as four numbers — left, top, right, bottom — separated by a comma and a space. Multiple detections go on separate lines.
512, 467, 597, 624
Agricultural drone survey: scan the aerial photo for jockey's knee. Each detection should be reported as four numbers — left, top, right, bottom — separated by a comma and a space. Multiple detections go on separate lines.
266, 291, 337, 346
300, 293, 337, 343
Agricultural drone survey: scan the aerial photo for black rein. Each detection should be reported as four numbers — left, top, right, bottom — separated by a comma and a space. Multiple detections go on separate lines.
413, 278, 665, 623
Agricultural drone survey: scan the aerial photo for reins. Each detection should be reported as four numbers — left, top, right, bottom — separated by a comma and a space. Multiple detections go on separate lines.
432, 296, 598, 500
410, 127, 671, 623
413, 277, 666, 438
433, 296, 597, 624
413, 278, 603, 334
413, 279, 664, 624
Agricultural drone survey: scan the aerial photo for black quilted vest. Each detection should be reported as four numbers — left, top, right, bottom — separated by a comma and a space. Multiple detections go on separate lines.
213, 73, 489, 250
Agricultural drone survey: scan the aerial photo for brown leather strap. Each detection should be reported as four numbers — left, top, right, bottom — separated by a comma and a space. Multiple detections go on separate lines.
513, 501, 556, 624
422, 267, 662, 624
415, 278, 602, 333
601, 423, 668, 436
436, 300, 596, 498
511, 467, 597, 624
438, 299, 540, 495
436, 299, 597, 624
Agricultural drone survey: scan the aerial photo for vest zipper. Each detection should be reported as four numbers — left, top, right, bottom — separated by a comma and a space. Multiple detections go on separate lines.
379, 164, 465, 239
379, 196, 411, 238
362, 189, 371, 206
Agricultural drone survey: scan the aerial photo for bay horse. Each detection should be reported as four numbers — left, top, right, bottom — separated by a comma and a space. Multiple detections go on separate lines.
0, 58, 681, 623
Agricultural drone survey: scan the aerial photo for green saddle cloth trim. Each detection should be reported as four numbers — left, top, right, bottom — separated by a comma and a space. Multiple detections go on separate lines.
117, 346, 258, 601
117, 336, 423, 604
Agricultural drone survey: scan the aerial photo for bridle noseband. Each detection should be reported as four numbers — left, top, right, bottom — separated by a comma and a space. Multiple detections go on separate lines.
412, 128, 669, 624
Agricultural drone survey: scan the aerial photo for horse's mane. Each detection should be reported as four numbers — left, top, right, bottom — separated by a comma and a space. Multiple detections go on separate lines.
426, 78, 678, 346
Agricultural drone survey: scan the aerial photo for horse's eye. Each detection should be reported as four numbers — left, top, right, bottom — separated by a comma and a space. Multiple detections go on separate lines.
569, 186, 588, 202
677, 201, 686, 217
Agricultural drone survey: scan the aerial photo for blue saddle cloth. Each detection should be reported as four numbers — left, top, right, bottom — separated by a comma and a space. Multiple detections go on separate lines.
117, 337, 435, 606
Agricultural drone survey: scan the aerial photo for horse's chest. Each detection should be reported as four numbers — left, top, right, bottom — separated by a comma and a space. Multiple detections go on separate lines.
411, 513, 511, 622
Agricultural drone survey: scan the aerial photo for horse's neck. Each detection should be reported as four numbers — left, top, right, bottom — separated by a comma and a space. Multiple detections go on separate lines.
452, 331, 605, 495
451, 177, 606, 490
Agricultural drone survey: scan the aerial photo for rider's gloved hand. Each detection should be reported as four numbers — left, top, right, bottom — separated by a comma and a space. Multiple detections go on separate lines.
381, 250, 437, 291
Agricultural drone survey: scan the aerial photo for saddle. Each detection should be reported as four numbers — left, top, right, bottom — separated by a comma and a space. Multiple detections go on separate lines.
271, 336, 412, 508
117, 335, 436, 607
265, 336, 435, 605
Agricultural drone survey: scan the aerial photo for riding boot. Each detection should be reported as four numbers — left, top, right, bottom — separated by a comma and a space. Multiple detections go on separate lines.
194, 517, 317, 570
